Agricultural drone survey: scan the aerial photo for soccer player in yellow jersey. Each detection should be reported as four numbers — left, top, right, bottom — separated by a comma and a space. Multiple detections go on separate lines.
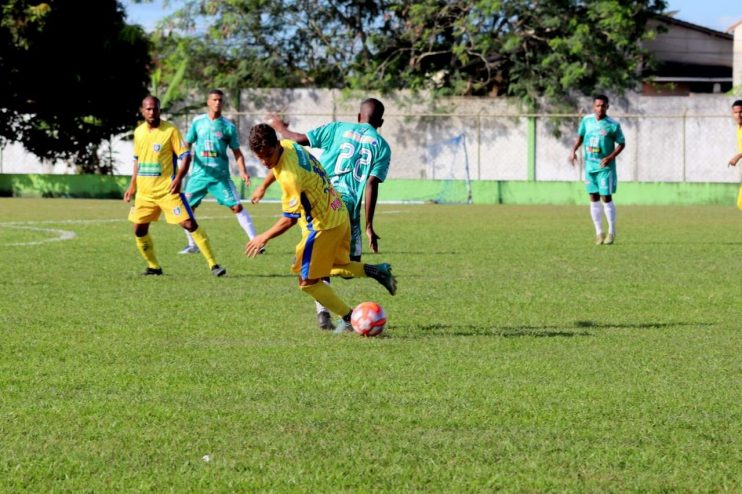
245, 123, 397, 332
728, 100, 742, 209
124, 95, 226, 277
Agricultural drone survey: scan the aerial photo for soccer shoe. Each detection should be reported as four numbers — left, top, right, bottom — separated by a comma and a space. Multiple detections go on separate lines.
210, 264, 227, 277
595, 233, 605, 245
317, 311, 335, 331
604, 233, 615, 245
371, 263, 397, 296
178, 245, 200, 254
142, 267, 163, 276
332, 317, 353, 334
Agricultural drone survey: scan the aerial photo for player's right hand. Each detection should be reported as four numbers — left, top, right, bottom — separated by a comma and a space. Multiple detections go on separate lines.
250, 187, 266, 204
123, 187, 135, 202
366, 227, 380, 253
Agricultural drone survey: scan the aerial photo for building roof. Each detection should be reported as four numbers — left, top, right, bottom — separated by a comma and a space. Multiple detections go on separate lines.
652, 14, 733, 40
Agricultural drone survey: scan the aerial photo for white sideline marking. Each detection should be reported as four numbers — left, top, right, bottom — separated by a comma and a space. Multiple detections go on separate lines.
0, 210, 404, 246
0, 225, 77, 246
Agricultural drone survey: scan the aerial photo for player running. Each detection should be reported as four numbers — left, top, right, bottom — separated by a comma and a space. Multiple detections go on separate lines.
179, 89, 262, 254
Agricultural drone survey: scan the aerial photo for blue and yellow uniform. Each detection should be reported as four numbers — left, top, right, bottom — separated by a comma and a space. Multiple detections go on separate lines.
578, 114, 625, 196
184, 114, 242, 208
273, 139, 350, 279
128, 121, 194, 224
306, 122, 390, 257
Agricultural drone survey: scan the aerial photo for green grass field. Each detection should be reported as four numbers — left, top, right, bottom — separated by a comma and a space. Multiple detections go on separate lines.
2, 197, 742, 492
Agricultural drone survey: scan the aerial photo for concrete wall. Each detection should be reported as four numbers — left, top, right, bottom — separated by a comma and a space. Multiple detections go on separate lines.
2, 90, 740, 187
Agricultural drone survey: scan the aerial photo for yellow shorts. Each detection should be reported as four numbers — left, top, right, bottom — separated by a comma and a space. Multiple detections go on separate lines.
291, 222, 351, 280
128, 192, 195, 225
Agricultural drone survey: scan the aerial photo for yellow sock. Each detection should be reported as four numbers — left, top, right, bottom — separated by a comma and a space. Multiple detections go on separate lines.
300, 282, 352, 317
135, 233, 160, 269
330, 261, 366, 279
190, 227, 217, 267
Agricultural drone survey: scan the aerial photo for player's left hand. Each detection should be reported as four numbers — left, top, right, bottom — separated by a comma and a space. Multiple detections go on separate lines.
600, 158, 610, 168
245, 236, 267, 258
366, 227, 380, 253
241, 172, 251, 186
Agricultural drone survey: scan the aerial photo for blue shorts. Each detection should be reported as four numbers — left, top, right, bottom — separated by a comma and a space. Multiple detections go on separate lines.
184, 175, 241, 208
585, 167, 617, 196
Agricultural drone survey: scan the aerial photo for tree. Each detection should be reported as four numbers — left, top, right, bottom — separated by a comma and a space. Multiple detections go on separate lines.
155, 0, 667, 109
0, 0, 151, 173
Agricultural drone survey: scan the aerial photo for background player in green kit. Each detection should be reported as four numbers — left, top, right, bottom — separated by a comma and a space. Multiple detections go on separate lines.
254, 98, 391, 330
179, 89, 261, 254
569, 94, 626, 245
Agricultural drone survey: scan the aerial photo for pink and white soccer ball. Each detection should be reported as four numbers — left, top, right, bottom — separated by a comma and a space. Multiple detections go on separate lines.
351, 301, 387, 337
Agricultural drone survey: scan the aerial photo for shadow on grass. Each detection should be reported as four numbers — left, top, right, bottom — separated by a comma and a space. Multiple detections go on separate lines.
394, 320, 712, 338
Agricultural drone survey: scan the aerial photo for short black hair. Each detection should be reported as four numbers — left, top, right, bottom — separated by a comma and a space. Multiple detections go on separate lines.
208, 89, 224, 98
249, 123, 279, 154
141, 95, 160, 108
733, 100, 742, 108
594, 94, 609, 105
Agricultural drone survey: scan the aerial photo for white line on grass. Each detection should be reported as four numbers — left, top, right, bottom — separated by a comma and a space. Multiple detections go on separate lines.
0, 225, 77, 246
0, 210, 404, 246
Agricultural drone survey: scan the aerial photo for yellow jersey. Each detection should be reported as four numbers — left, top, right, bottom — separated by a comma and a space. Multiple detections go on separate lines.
737, 125, 742, 153
133, 120, 190, 197
274, 139, 347, 232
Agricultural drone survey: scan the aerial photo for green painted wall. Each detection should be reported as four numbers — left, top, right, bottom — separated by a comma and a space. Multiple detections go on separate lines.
0, 174, 738, 206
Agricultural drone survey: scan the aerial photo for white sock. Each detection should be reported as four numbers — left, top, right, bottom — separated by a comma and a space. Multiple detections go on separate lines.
235, 208, 257, 240
316, 280, 330, 314
590, 201, 603, 235
183, 228, 196, 247
603, 201, 616, 235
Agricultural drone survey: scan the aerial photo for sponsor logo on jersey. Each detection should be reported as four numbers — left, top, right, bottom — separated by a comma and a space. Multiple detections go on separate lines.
153, 144, 161, 152
173, 207, 182, 216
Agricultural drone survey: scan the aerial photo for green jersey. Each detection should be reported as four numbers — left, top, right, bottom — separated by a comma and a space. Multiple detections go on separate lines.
306, 122, 391, 220
185, 114, 240, 180
578, 114, 625, 173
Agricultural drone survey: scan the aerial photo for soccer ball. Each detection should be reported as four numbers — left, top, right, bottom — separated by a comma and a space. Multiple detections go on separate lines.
350, 301, 387, 337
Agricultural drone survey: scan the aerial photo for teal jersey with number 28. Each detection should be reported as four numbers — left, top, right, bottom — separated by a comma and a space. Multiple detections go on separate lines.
307, 122, 391, 220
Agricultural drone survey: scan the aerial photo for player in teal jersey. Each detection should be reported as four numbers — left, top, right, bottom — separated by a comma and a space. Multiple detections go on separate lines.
569, 95, 625, 245
253, 98, 391, 330
179, 89, 261, 254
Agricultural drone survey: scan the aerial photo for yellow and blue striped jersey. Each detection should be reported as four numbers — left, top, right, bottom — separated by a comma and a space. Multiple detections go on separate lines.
274, 139, 347, 232
133, 120, 190, 197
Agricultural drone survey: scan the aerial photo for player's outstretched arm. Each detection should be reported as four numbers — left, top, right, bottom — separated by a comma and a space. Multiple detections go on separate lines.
265, 113, 310, 145
729, 153, 742, 167
245, 216, 296, 257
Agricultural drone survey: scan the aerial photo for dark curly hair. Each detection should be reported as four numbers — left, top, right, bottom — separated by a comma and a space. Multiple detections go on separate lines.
249, 123, 279, 155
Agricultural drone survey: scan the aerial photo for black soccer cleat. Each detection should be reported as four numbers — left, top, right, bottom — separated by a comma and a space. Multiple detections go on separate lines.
211, 264, 227, 277
317, 311, 335, 331
142, 267, 163, 276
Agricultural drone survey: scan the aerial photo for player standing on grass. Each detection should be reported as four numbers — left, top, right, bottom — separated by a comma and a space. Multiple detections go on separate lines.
569, 94, 626, 245
178, 89, 262, 254
254, 98, 391, 329
726, 100, 742, 208
245, 123, 396, 332
124, 95, 226, 277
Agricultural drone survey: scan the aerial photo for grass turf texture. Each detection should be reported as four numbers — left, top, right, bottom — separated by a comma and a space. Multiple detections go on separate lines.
1, 197, 742, 492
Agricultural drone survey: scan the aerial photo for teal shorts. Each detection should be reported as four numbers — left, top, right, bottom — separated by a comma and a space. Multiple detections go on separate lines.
184, 175, 241, 208
585, 167, 617, 196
